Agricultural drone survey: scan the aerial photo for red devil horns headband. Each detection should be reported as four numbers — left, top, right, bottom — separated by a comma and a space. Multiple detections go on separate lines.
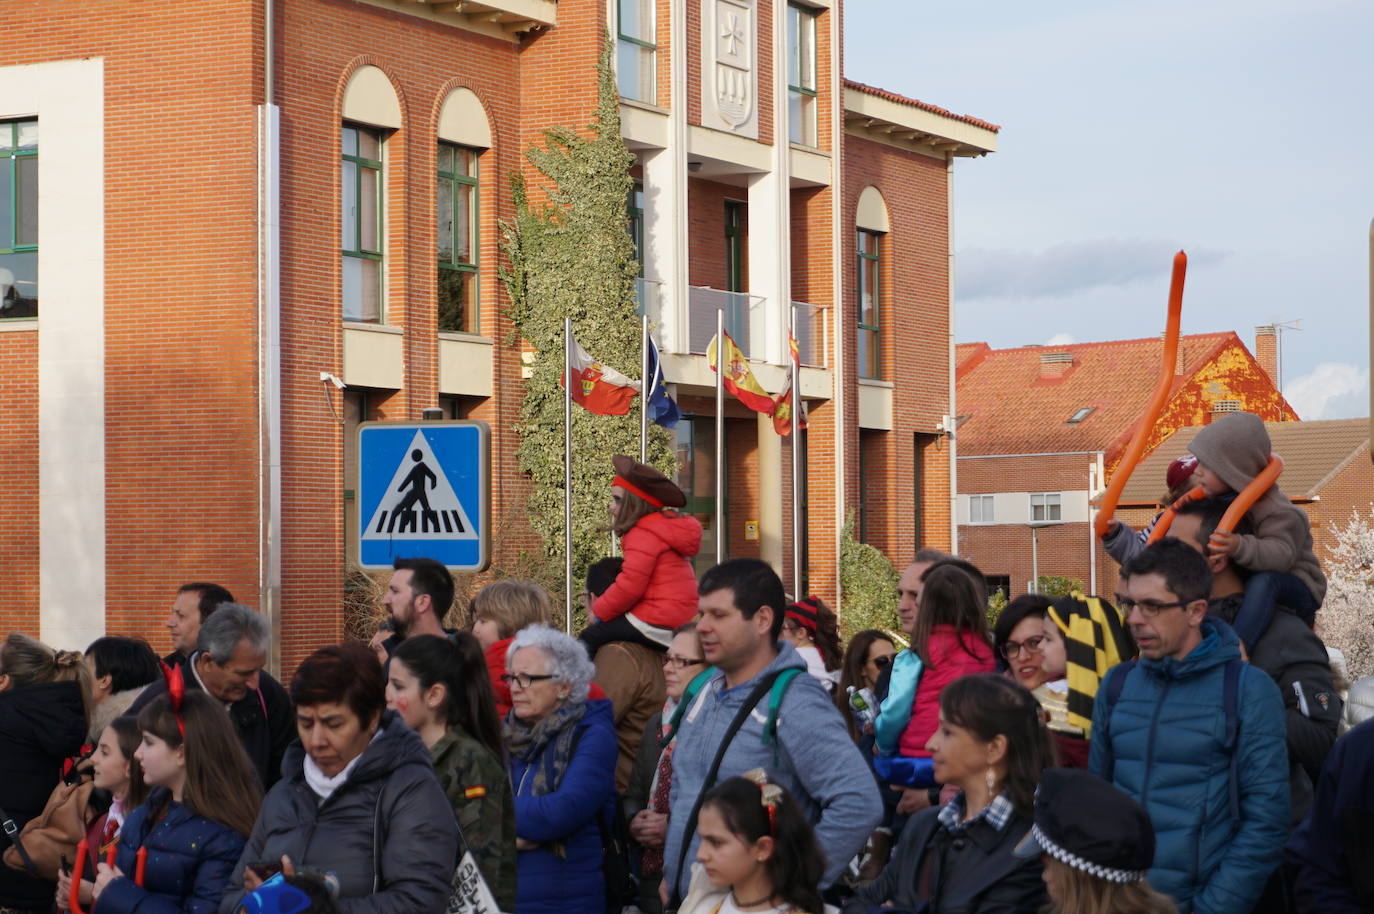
159, 660, 186, 737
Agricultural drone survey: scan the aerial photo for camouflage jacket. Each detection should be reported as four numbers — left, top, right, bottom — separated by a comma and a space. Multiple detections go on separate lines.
430, 726, 517, 912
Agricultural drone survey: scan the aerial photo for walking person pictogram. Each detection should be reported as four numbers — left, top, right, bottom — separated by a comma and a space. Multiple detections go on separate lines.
388, 449, 440, 533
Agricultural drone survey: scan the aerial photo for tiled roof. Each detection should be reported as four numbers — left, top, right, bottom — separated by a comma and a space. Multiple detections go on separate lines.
843, 80, 1002, 133
1117, 418, 1371, 504
955, 332, 1238, 457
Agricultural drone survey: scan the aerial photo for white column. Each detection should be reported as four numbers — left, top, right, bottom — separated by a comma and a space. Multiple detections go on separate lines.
0, 59, 109, 648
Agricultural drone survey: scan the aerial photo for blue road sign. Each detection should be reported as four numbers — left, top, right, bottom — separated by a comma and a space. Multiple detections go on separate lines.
357, 421, 490, 571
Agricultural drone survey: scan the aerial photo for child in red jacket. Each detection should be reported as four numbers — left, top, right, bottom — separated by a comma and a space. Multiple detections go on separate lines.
582, 455, 702, 655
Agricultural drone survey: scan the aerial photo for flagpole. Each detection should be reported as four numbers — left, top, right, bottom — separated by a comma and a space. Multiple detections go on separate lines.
790, 304, 802, 595
640, 313, 649, 463
563, 316, 574, 633
715, 308, 725, 566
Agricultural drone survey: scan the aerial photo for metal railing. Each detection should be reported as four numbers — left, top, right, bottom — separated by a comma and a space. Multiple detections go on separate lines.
687, 286, 767, 360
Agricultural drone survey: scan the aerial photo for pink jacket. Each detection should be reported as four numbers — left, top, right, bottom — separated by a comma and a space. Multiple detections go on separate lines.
898, 626, 996, 757
591, 511, 703, 629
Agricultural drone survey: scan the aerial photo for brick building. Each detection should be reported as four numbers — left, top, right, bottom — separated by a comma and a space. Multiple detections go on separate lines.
0, 0, 996, 668
1115, 418, 1373, 589
953, 327, 1297, 599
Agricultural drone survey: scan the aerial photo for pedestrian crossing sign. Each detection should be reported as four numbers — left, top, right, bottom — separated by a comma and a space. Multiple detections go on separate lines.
356, 421, 490, 571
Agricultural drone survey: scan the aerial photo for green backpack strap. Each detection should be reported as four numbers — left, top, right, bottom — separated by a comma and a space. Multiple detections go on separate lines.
762, 668, 804, 762
660, 666, 717, 748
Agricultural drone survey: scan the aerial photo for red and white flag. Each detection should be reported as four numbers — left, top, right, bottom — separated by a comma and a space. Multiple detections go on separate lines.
563, 335, 639, 416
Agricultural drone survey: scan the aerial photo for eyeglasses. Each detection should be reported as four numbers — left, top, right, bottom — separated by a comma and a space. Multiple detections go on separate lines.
870, 655, 893, 670
664, 654, 705, 669
500, 672, 557, 690
1118, 598, 1197, 618
1000, 635, 1046, 660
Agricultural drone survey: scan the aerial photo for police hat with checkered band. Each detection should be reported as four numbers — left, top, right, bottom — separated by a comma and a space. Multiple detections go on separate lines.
1013, 767, 1155, 883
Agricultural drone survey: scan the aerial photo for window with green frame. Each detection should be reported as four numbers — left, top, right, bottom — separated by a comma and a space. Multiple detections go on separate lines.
786, 3, 818, 146
341, 124, 383, 323
437, 143, 479, 334
857, 229, 882, 379
617, 0, 656, 102
0, 119, 39, 321
627, 181, 645, 274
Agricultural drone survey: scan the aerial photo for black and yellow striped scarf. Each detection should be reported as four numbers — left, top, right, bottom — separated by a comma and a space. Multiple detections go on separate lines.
1047, 592, 1135, 736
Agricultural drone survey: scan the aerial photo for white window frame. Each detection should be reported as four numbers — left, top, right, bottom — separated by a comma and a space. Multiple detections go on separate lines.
1030, 492, 1062, 522
616, 0, 656, 103
969, 494, 995, 524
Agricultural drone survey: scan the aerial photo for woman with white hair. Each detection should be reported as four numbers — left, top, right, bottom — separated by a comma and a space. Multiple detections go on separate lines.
502, 625, 618, 914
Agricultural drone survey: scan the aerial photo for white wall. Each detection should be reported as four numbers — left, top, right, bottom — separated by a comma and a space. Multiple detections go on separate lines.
958, 490, 1091, 526
0, 58, 107, 649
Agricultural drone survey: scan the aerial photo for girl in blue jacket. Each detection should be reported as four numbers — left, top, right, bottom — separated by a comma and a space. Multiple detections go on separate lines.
92, 687, 262, 914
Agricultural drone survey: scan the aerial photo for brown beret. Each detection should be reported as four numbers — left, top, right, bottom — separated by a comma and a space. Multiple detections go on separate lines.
611, 454, 686, 508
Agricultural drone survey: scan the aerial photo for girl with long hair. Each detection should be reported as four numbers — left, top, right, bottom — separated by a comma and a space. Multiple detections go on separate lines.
1015, 768, 1175, 914
582, 455, 702, 655
55, 716, 150, 911
855, 673, 1054, 914
677, 770, 833, 914
90, 689, 262, 913
387, 633, 516, 911
780, 597, 843, 692
0, 633, 93, 913
834, 629, 896, 741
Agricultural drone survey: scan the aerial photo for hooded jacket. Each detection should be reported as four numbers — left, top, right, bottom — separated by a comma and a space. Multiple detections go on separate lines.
218, 712, 458, 914
1188, 412, 1326, 603
591, 510, 702, 630
664, 642, 883, 894
95, 789, 246, 914
131, 658, 295, 790
0, 680, 88, 909
1089, 619, 1290, 914
507, 695, 618, 914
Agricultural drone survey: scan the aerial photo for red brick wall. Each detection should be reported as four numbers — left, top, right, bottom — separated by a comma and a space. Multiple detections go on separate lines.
687, 178, 745, 290
0, 332, 39, 634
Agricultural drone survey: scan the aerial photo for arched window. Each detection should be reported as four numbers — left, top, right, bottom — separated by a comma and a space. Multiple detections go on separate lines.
436, 88, 491, 335
340, 66, 401, 323
855, 186, 890, 380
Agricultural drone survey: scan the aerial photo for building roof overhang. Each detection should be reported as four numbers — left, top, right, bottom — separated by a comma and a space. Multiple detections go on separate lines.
843, 81, 999, 158
355, 0, 556, 40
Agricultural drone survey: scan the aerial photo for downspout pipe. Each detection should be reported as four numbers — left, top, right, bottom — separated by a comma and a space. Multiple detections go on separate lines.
258, 0, 283, 675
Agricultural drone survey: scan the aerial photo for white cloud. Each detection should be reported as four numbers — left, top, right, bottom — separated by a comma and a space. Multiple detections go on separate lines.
1045, 333, 1076, 347
1284, 362, 1369, 420
957, 240, 1231, 302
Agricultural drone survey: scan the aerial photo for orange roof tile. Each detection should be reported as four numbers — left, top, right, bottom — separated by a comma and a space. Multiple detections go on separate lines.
844, 80, 1002, 133
955, 332, 1239, 458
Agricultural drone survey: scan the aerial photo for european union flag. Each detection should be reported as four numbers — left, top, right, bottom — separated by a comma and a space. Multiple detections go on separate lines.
646, 336, 682, 428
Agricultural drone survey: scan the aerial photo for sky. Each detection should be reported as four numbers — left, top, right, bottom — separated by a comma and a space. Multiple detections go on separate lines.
844, 0, 1372, 420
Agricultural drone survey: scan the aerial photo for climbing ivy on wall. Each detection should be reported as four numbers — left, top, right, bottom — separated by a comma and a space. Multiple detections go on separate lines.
500, 38, 676, 627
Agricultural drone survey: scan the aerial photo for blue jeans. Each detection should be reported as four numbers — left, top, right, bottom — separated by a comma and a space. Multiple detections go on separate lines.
1233, 571, 1318, 648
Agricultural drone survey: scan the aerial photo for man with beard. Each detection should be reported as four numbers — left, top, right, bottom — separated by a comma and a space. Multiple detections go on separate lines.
378, 557, 457, 656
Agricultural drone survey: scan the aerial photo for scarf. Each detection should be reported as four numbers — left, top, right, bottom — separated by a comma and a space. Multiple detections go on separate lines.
1047, 593, 1134, 736
504, 700, 588, 799
303, 728, 382, 800
641, 698, 681, 877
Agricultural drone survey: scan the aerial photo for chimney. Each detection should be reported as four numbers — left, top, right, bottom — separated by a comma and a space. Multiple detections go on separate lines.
1254, 325, 1278, 388
1039, 351, 1074, 380
1161, 332, 1185, 376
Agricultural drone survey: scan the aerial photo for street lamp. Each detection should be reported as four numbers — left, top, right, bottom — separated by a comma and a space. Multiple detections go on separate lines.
1028, 520, 1065, 594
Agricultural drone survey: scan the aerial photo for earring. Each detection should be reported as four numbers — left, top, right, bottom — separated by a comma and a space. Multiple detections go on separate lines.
985, 767, 997, 794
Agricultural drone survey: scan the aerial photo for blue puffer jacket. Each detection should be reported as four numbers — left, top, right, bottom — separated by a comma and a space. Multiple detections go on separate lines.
95, 789, 247, 914
508, 696, 617, 914
1089, 619, 1289, 914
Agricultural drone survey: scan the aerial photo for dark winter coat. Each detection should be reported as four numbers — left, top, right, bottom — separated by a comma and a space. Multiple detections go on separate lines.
508, 696, 618, 914
94, 790, 246, 914
843, 804, 1044, 914
1286, 718, 1374, 913
130, 657, 295, 790
591, 511, 702, 629
1210, 594, 1342, 823
218, 712, 459, 914
1089, 619, 1290, 913
0, 680, 88, 909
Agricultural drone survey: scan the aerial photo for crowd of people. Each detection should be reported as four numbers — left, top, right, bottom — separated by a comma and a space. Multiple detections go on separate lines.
1, 417, 1372, 914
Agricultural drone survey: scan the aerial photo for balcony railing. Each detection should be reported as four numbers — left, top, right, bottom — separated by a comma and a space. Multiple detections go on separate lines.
633, 277, 665, 329
687, 286, 767, 359
791, 300, 831, 369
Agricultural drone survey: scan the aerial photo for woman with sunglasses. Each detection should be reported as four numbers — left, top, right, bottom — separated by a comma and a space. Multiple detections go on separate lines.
623, 623, 711, 914
502, 626, 617, 914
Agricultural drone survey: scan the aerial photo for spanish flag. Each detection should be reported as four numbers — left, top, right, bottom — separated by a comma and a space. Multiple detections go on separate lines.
563, 335, 639, 416
707, 332, 776, 415
772, 331, 808, 436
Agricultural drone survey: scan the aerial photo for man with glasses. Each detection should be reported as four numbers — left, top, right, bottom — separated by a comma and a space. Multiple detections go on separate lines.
587, 556, 668, 791
1089, 539, 1290, 914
